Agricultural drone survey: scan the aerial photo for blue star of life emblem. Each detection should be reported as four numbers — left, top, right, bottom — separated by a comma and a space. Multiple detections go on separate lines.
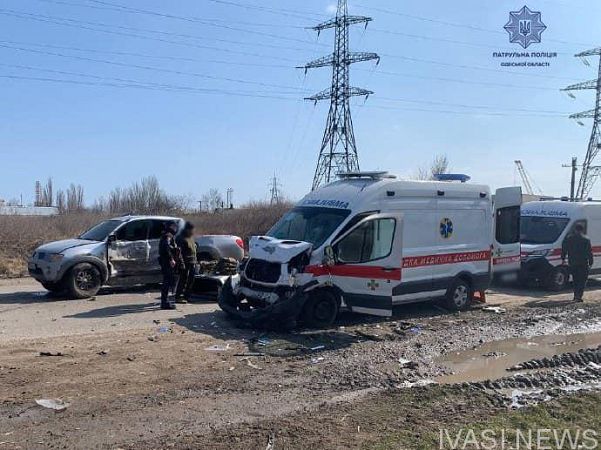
504, 6, 546, 49
440, 218, 453, 239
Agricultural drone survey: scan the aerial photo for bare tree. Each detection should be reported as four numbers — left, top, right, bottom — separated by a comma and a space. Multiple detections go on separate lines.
413, 154, 450, 180
201, 188, 224, 212
56, 190, 66, 213
41, 178, 53, 207
66, 184, 85, 212
103, 176, 183, 214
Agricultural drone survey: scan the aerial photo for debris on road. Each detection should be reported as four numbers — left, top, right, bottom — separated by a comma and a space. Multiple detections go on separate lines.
35, 399, 69, 412
39, 351, 64, 357
98, 350, 109, 356
482, 306, 507, 314
399, 358, 418, 369
205, 344, 232, 352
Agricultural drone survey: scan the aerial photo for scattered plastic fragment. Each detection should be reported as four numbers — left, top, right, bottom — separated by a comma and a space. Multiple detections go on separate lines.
35, 399, 69, 412
482, 306, 506, 314
205, 344, 231, 352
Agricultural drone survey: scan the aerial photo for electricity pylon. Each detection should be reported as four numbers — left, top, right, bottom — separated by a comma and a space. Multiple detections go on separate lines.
563, 47, 601, 200
269, 175, 282, 205
300, 0, 379, 191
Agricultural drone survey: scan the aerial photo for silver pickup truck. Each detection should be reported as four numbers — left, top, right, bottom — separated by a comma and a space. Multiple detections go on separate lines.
28, 215, 244, 298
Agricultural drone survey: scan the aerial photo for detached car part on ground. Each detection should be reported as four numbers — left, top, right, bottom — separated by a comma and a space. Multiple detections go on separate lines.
28, 215, 244, 299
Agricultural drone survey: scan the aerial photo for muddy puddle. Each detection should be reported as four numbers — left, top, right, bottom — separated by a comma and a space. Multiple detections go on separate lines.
437, 331, 601, 384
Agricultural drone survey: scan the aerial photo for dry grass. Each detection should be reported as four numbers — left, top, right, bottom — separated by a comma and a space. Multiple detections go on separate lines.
0, 203, 291, 278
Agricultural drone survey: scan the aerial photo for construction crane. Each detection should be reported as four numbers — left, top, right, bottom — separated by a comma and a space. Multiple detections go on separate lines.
514, 160, 542, 196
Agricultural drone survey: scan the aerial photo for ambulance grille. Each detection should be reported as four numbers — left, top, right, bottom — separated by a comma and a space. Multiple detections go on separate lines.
244, 259, 281, 283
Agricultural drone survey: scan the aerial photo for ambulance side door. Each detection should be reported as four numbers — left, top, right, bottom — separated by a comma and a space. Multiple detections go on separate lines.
493, 187, 522, 276
330, 213, 403, 317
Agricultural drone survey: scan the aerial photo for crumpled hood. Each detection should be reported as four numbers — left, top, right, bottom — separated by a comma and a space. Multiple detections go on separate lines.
248, 236, 312, 263
35, 239, 98, 254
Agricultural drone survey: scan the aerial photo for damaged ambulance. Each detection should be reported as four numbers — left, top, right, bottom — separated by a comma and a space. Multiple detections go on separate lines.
219, 172, 521, 327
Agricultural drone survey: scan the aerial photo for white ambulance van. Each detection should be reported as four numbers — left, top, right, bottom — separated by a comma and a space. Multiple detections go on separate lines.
219, 172, 521, 327
520, 200, 601, 290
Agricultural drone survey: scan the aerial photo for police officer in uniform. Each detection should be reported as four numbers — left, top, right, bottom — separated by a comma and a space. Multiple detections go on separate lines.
175, 221, 197, 303
159, 221, 179, 310
561, 223, 594, 302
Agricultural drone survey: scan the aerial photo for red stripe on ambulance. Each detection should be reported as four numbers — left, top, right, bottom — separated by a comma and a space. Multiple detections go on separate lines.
402, 250, 491, 269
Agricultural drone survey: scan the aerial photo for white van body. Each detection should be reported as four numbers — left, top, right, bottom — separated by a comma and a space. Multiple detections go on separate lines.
219, 173, 521, 326
520, 201, 601, 290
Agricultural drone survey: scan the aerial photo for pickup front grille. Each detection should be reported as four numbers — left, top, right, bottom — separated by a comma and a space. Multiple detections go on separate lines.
244, 259, 281, 283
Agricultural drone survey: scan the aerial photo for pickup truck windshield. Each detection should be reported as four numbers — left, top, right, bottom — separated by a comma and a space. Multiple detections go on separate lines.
520, 216, 570, 244
268, 207, 351, 248
79, 220, 123, 241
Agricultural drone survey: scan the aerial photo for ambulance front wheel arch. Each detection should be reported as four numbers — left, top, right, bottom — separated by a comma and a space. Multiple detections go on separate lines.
300, 289, 340, 328
444, 276, 473, 311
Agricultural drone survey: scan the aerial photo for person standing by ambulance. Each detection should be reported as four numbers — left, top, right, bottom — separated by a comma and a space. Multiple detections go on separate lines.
159, 221, 179, 310
175, 221, 197, 303
561, 223, 594, 302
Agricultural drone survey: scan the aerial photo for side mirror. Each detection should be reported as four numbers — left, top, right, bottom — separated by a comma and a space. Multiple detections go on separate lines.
107, 234, 117, 244
323, 245, 336, 267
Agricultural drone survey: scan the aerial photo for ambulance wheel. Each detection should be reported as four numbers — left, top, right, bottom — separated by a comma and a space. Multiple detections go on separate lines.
66, 263, 102, 299
301, 290, 339, 328
445, 279, 472, 311
545, 267, 569, 291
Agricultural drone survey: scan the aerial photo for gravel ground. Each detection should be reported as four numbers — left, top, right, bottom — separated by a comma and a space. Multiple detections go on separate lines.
2, 278, 601, 449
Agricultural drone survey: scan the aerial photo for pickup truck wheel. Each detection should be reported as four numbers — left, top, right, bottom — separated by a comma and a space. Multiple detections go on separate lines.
445, 279, 472, 311
301, 290, 339, 328
66, 263, 101, 299
545, 266, 569, 291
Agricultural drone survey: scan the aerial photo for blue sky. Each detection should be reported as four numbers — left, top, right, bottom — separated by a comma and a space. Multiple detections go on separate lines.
1, 0, 601, 206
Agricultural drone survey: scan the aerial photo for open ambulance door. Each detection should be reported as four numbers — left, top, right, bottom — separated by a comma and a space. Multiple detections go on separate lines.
492, 187, 522, 280
329, 212, 403, 318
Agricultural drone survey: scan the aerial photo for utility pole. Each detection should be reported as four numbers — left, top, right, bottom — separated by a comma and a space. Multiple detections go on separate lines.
300, 0, 379, 191
562, 47, 601, 200
197, 200, 202, 212
562, 157, 579, 201
269, 175, 281, 205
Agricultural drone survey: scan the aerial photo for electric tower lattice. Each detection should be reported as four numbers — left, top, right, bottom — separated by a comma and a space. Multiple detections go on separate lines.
563, 48, 601, 200
300, 0, 379, 191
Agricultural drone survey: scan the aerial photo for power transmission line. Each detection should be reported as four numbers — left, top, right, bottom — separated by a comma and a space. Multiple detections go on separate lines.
0, 43, 308, 92
0, 9, 298, 62
563, 48, 601, 199
269, 175, 282, 204
301, 0, 379, 190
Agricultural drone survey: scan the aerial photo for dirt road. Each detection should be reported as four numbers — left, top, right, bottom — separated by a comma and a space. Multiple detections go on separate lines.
2, 278, 601, 449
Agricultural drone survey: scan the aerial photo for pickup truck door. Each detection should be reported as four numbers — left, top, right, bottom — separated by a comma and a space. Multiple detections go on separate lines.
108, 220, 151, 278
147, 219, 171, 277
493, 187, 522, 277
331, 213, 403, 317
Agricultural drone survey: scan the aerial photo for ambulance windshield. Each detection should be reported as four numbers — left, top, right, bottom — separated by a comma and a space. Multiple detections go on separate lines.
268, 207, 351, 248
520, 216, 570, 244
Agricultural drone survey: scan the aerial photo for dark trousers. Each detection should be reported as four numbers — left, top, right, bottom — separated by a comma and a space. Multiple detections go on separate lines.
160, 264, 176, 306
176, 263, 196, 299
571, 265, 589, 300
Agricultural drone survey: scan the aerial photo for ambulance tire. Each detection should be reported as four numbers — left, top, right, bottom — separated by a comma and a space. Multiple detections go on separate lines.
301, 290, 339, 328
444, 278, 472, 311
545, 266, 569, 292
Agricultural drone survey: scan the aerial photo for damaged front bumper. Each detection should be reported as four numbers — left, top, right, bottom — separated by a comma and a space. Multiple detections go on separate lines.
218, 276, 311, 328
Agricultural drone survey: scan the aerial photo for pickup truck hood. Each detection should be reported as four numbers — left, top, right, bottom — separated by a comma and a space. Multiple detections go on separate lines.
249, 236, 312, 263
36, 239, 99, 254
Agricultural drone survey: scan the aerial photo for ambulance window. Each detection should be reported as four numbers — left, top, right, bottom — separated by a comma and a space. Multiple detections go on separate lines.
496, 206, 520, 244
336, 218, 396, 263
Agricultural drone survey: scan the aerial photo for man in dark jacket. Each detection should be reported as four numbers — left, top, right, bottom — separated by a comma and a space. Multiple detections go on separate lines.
159, 221, 179, 310
562, 223, 594, 302
175, 221, 197, 302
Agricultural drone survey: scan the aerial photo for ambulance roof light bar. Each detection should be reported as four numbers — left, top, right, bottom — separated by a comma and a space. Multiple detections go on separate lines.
433, 173, 472, 183
337, 171, 397, 180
